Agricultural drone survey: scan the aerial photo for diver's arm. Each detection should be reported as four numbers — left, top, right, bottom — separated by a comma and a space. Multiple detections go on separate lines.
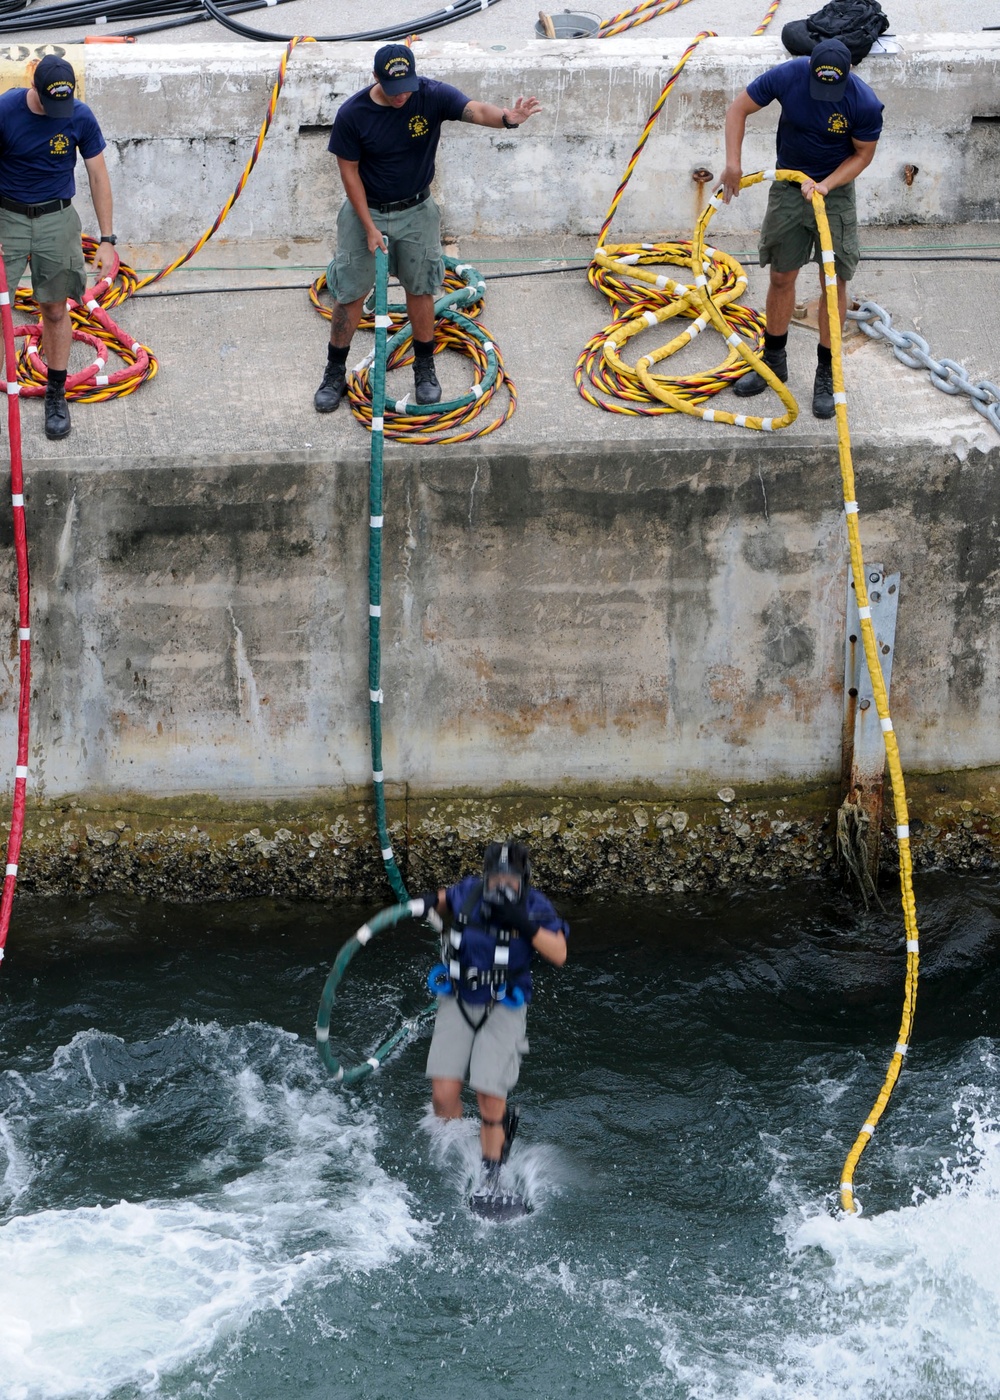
530, 927, 568, 967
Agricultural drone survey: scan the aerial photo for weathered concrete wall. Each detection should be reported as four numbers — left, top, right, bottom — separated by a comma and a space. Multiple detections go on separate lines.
64, 35, 1000, 244
10, 434, 1000, 800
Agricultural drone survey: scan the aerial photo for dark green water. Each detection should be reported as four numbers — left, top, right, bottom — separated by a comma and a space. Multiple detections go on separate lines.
2, 874, 1000, 1399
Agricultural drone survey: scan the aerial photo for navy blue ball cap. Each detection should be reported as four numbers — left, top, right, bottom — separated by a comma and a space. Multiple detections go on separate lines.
809, 38, 852, 100
374, 43, 419, 96
34, 54, 76, 117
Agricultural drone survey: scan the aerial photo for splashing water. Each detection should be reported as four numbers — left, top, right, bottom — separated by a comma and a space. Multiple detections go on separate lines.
0, 878, 997, 1398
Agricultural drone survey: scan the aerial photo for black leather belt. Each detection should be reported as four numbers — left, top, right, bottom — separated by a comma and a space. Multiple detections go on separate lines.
369, 188, 430, 214
0, 195, 72, 218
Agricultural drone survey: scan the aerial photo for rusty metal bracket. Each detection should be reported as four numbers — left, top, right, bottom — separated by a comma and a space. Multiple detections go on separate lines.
840, 563, 900, 894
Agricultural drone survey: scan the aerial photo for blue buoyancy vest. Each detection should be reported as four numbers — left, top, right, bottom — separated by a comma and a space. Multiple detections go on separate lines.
443, 877, 538, 1006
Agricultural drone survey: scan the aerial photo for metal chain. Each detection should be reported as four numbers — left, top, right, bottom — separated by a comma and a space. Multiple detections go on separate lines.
848, 301, 1000, 437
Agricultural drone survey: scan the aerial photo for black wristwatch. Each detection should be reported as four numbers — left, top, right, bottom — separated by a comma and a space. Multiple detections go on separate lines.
99, 234, 117, 246
501, 112, 516, 130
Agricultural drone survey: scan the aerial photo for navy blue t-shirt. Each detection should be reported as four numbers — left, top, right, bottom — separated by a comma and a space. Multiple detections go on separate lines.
746, 58, 883, 181
444, 875, 569, 1005
0, 89, 106, 203
328, 76, 470, 205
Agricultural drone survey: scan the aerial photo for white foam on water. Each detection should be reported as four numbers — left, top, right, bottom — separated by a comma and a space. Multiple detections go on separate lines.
418, 1105, 568, 1214
648, 1082, 1000, 1400
0, 1020, 429, 1400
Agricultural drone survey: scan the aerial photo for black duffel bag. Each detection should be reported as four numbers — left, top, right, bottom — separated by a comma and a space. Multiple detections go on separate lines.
781, 0, 890, 64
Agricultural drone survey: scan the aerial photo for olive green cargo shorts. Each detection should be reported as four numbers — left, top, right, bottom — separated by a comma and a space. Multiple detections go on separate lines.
327, 194, 445, 304
425, 996, 529, 1098
758, 179, 860, 282
0, 203, 86, 304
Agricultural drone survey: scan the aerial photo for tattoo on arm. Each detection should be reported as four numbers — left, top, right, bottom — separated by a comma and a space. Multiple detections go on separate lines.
461, 102, 476, 124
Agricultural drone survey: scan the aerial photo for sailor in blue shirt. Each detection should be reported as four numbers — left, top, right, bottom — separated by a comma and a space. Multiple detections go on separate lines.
719, 40, 883, 418
0, 55, 118, 441
416, 840, 568, 1197
314, 44, 541, 416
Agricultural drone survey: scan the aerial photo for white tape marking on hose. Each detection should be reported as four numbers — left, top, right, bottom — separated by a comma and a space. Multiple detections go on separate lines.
14, 765, 27, 779
370, 514, 383, 529
367, 1056, 380, 1070
703, 409, 716, 423
761, 418, 774, 432
381, 845, 394, 861
834, 392, 847, 405
880, 717, 894, 732
5, 863, 16, 877
17, 628, 29, 641
11, 494, 23, 508
726, 333, 742, 348
482, 340, 495, 355
861, 1123, 875, 1136
764, 168, 776, 181
371, 416, 384, 433
654, 274, 669, 289
734, 414, 747, 428
374, 315, 392, 329
825, 274, 837, 287
369, 688, 383, 703
333, 1065, 344, 1083
6, 383, 19, 397
857, 605, 871, 620
643, 309, 659, 327
906, 939, 919, 953
372, 769, 384, 783
131, 342, 142, 354
694, 274, 708, 288
369, 604, 381, 618
0, 292, 8, 306
896, 1042, 909, 1055
821, 249, 836, 263
96, 375, 109, 387
898, 826, 911, 841
356, 923, 373, 945
844, 500, 858, 514
394, 394, 410, 411
87, 299, 100, 312
315, 1025, 329, 1043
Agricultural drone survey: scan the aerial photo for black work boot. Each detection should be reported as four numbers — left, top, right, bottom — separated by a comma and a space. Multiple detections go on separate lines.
413, 353, 442, 405
812, 361, 836, 419
44, 384, 71, 440
314, 360, 348, 413
733, 346, 788, 398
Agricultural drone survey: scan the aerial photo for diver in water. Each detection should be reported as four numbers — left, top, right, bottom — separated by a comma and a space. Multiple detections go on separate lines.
415, 840, 569, 1201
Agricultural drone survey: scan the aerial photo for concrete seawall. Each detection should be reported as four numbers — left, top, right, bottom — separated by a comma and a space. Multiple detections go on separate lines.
53, 34, 1000, 243
1, 34, 999, 898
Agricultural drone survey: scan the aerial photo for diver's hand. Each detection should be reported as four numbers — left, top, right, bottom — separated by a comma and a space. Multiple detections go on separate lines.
500, 904, 540, 942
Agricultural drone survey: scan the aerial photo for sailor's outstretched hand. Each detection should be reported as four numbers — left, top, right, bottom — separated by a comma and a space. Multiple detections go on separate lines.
507, 96, 542, 124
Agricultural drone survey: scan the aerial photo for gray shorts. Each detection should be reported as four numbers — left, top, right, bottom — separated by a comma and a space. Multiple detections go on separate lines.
327, 194, 444, 304
0, 202, 86, 304
425, 996, 529, 1098
758, 178, 860, 282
